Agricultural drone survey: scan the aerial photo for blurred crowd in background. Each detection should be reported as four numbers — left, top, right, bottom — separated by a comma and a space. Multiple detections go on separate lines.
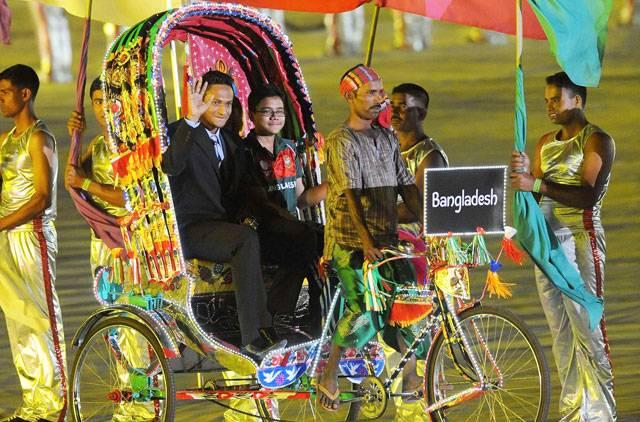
3, 0, 638, 85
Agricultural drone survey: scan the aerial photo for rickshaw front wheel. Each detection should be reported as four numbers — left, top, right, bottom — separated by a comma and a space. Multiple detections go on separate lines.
69, 316, 176, 421
426, 306, 550, 421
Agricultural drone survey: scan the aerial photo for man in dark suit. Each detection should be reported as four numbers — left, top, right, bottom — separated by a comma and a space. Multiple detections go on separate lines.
162, 70, 285, 358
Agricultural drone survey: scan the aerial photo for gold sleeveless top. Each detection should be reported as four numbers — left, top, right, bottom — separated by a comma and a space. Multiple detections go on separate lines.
0, 120, 57, 230
539, 123, 612, 233
90, 135, 127, 217
401, 137, 449, 176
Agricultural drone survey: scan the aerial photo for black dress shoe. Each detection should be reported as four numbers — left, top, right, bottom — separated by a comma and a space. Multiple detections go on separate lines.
259, 327, 282, 345
242, 338, 288, 361
242, 327, 288, 361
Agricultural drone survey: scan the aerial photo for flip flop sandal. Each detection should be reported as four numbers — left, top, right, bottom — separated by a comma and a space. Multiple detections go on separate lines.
317, 383, 341, 412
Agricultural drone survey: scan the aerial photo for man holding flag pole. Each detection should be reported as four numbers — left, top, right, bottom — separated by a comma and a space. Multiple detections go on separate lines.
510, 71, 616, 421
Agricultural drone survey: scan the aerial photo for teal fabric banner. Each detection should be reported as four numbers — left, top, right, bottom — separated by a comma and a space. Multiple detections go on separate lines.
527, 0, 612, 87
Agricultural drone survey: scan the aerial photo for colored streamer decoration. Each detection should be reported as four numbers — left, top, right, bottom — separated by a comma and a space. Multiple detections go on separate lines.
486, 260, 514, 299
512, 0, 609, 330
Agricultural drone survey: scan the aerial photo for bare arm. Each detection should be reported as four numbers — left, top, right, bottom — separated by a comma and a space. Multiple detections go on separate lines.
64, 120, 126, 207
509, 135, 545, 202
416, 152, 446, 192
296, 178, 327, 209
66, 110, 94, 165
398, 183, 422, 222
510, 131, 614, 208
82, 179, 126, 207
345, 188, 383, 262
0, 132, 6, 193
398, 152, 444, 223
65, 163, 126, 207
0, 131, 55, 231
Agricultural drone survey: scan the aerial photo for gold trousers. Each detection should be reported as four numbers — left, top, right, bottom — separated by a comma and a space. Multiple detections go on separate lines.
536, 230, 616, 421
0, 225, 67, 421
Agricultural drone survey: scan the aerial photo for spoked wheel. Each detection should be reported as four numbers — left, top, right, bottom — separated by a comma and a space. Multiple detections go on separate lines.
426, 306, 550, 421
70, 317, 175, 421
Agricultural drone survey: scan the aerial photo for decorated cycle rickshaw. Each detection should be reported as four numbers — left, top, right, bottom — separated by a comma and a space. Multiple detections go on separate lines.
69, 3, 550, 421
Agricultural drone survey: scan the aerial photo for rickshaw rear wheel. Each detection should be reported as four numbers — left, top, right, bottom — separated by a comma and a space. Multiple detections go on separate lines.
70, 316, 176, 421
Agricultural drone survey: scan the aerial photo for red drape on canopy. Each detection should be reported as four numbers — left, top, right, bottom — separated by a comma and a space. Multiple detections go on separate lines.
218, 0, 546, 39
378, 0, 546, 39
217, 0, 365, 13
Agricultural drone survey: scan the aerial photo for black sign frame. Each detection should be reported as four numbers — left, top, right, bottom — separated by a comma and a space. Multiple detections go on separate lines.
423, 166, 507, 236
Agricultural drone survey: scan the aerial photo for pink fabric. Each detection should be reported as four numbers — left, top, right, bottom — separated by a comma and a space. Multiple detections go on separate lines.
215, 0, 546, 39
398, 229, 428, 286
216, 0, 366, 13
181, 11, 310, 139
188, 34, 253, 135
68, 9, 126, 252
0, 0, 11, 45
378, 0, 546, 39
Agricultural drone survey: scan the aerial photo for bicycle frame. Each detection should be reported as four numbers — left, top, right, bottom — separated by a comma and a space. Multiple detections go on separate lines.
157, 255, 500, 412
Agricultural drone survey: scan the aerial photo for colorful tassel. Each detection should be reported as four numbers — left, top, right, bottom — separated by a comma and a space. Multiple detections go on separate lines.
446, 234, 467, 265
363, 265, 391, 312
486, 260, 515, 298
501, 237, 527, 265
470, 227, 493, 266
388, 300, 433, 327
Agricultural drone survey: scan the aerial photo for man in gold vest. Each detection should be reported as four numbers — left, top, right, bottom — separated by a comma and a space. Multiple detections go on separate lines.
0, 64, 67, 422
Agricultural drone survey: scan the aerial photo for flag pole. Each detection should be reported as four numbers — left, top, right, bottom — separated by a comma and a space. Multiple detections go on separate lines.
365, 5, 381, 66
70, 0, 93, 166
516, 0, 523, 70
514, 0, 525, 153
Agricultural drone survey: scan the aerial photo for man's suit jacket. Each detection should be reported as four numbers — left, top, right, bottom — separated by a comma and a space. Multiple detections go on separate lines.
162, 119, 251, 229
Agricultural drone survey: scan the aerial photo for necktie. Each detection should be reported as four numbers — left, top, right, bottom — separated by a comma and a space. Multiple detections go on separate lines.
212, 132, 224, 164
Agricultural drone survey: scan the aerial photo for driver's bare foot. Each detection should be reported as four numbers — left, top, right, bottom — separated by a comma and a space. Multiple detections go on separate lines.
317, 374, 340, 411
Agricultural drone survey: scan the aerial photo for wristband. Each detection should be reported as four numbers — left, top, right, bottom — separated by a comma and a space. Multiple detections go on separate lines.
81, 178, 92, 191
532, 178, 542, 193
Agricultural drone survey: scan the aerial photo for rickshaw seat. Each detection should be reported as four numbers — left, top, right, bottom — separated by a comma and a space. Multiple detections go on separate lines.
187, 259, 235, 295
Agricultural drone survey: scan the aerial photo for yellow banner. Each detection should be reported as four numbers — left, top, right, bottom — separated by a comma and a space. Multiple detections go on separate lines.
18, 0, 182, 25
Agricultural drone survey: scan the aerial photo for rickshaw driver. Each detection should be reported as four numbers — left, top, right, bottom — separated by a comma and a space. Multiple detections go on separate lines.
162, 70, 286, 359
317, 64, 423, 411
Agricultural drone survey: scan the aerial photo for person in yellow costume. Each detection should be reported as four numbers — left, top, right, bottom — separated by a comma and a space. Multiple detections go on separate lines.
65, 77, 155, 421
0, 64, 67, 422
65, 77, 128, 275
377, 82, 451, 420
